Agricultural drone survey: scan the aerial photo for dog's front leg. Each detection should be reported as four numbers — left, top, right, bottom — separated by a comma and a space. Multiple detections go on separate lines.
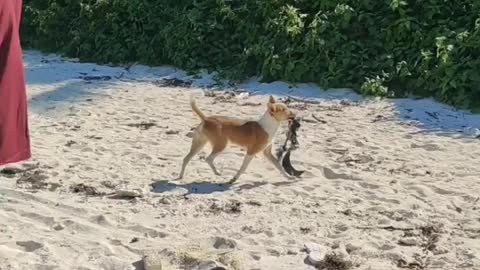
230, 154, 254, 182
263, 145, 295, 179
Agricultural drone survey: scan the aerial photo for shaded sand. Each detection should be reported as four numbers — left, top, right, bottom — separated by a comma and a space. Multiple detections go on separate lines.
0, 51, 479, 269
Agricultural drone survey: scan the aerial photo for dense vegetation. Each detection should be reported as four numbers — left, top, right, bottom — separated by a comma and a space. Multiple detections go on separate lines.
21, 0, 480, 110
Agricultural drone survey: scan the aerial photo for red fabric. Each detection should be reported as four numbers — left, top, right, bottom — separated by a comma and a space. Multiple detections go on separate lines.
0, 0, 31, 165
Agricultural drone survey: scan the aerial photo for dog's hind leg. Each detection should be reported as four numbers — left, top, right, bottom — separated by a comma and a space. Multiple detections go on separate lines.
178, 131, 207, 179
206, 140, 226, 176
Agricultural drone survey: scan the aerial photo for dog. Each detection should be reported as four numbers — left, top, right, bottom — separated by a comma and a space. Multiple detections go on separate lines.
178, 95, 296, 182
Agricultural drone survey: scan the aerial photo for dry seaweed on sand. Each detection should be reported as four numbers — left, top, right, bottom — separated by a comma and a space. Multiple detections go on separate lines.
226, 201, 242, 213
79, 75, 112, 81
127, 121, 157, 130
70, 183, 104, 196
209, 200, 242, 214
16, 170, 49, 190
1, 167, 25, 178
153, 78, 192, 88
419, 225, 441, 252
316, 253, 353, 270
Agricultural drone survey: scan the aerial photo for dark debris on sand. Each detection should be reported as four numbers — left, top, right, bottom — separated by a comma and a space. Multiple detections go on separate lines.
153, 78, 192, 88
227, 201, 242, 213
15, 170, 59, 191
419, 225, 441, 252
300, 227, 312, 234
205, 90, 244, 104
239, 102, 261, 107
1, 167, 24, 178
316, 253, 353, 270
70, 183, 104, 196
129, 237, 139, 243
127, 121, 157, 130
397, 259, 425, 269
65, 140, 77, 147
79, 75, 112, 81
209, 200, 242, 214
1, 163, 40, 178
165, 130, 180, 135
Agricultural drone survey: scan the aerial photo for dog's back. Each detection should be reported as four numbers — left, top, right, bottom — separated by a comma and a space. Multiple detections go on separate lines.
203, 116, 269, 150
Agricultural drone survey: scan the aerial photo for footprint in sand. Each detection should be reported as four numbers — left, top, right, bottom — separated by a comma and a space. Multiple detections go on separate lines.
322, 167, 361, 181
81, 147, 93, 153
249, 251, 262, 261
365, 193, 401, 205
350, 198, 363, 204
334, 223, 349, 233
243, 237, 259, 246
251, 173, 263, 179
266, 248, 282, 257
405, 185, 428, 198
15, 241, 43, 252
88, 215, 113, 227
60, 219, 95, 233
411, 143, 442, 151
302, 186, 315, 192
292, 190, 310, 197
12, 209, 56, 227
209, 236, 238, 250
353, 140, 365, 147
358, 182, 381, 189
124, 225, 168, 238
136, 153, 152, 160
428, 185, 463, 196
378, 243, 396, 251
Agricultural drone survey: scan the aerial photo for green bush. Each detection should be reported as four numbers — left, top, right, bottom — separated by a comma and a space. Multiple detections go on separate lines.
21, 0, 480, 110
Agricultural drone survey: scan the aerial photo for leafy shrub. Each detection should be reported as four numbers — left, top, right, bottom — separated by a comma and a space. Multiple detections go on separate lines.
21, 0, 480, 110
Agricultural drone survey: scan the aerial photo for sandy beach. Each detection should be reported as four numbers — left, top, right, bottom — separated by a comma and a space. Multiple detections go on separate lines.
0, 51, 479, 270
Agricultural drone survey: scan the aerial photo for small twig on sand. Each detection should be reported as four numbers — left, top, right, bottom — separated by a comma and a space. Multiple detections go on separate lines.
115, 72, 125, 79
355, 226, 415, 231
125, 62, 138, 72
397, 260, 426, 269
302, 119, 316, 123
38, 124, 58, 128
126, 122, 157, 130
312, 114, 327, 123
425, 111, 439, 120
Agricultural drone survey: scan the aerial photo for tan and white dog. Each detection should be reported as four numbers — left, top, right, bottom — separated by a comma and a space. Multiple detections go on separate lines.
178, 95, 296, 182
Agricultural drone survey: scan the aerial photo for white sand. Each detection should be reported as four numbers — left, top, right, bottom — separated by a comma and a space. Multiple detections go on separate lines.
0, 51, 479, 270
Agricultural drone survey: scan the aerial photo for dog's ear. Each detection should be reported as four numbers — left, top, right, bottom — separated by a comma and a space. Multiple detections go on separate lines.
268, 103, 277, 113
269, 95, 276, 104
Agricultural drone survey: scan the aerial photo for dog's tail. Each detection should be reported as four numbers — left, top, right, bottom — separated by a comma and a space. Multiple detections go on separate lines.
190, 94, 206, 121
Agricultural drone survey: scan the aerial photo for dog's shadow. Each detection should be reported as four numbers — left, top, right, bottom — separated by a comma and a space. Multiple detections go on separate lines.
151, 180, 232, 195
150, 178, 301, 196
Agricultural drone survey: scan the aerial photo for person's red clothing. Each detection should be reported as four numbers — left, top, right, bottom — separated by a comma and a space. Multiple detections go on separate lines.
0, 0, 31, 165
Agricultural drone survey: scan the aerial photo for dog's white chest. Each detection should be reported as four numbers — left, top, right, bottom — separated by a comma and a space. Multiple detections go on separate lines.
258, 112, 280, 142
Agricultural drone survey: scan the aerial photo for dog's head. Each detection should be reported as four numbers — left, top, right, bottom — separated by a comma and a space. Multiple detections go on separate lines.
267, 96, 295, 121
